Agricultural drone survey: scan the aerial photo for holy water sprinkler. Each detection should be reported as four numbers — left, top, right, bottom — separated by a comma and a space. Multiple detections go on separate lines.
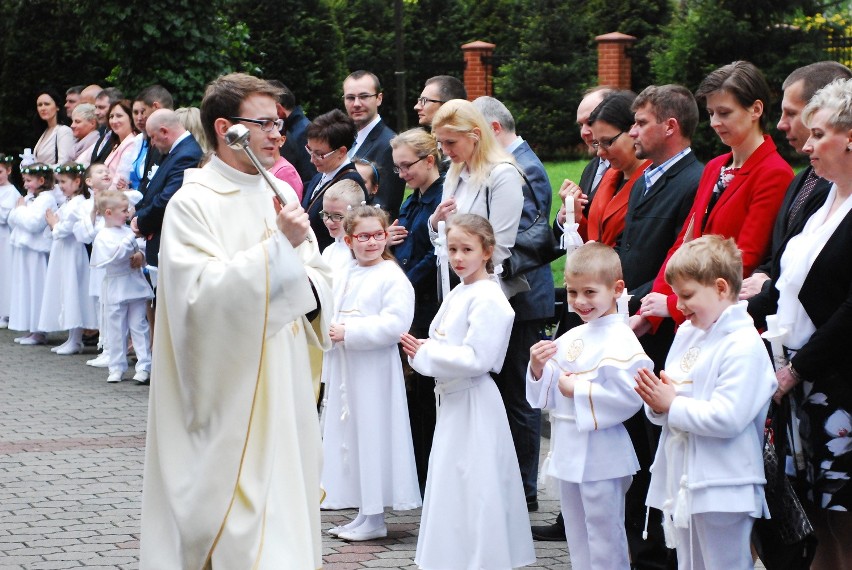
225, 123, 289, 206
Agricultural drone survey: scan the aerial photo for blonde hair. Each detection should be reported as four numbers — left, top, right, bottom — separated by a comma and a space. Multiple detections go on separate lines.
390, 127, 440, 163
665, 235, 742, 300
175, 107, 210, 153
344, 204, 394, 261
564, 242, 623, 285
324, 179, 365, 209
97, 190, 129, 216
801, 77, 852, 131
431, 99, 515, 188
446, 213, 496, 274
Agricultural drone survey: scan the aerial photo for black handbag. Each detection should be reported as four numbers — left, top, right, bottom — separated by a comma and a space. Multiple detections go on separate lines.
485, 165, 563, 279
752, 397, 818, 570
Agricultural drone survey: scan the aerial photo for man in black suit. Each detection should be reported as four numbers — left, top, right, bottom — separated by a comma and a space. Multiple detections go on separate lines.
133, 85, 175, 196
342, 70, 405, 218
474, 95, 555, 513
131, 109, 203, 270
90, 87, 124, 165
300, 109, 368, 251
270, 80, 317, 187
414, 75, 467, 127
620, 84, 705, 570
741, 61, 852, 305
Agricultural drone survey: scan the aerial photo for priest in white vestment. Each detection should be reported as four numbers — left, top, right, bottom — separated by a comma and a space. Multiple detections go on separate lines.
140, 74, 332, 570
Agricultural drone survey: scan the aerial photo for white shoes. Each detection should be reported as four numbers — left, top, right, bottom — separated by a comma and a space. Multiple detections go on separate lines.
107, 371, 123, 383
337, 524, 388, 541
86, 353, 110, 368
56, 342, 84, 355
17, 333, 46, 345
133, 370, 150, 384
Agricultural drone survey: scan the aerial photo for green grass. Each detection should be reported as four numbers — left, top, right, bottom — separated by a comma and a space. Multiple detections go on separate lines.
543, 159, 588, 286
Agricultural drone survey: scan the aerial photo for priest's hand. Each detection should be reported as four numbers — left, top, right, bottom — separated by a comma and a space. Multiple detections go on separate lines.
276, 202, 310, 248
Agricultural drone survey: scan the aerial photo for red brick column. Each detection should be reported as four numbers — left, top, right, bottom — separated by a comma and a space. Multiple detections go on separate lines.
595, 32, 637, 90
462, 41, 496, 100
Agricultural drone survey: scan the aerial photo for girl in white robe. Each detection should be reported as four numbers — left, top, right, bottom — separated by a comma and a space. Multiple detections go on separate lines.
322, 205, 421, 541
38, 163, 98, 353
402, 214, 535, 570
0, 155, 20, 328
7, 164, 58, 344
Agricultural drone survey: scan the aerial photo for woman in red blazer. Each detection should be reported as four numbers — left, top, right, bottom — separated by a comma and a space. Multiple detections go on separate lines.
634, 61, 794, 334
569, 90, 651, 246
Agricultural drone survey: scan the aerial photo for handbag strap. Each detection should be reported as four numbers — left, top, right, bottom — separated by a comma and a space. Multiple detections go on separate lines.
484, 161, 543, 223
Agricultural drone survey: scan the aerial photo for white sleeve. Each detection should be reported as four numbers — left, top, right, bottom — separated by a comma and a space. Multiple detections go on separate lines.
526, 360, 561, 411
344, 269, 415, 351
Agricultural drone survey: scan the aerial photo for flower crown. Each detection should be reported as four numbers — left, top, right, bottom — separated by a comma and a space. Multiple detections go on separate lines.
22, 164, 52, 175
55, 164, 85, 175
0, 155, 13, 165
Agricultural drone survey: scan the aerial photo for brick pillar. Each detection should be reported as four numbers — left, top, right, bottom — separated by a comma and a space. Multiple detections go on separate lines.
595, 32, 637, 90
462, 41, 496, 100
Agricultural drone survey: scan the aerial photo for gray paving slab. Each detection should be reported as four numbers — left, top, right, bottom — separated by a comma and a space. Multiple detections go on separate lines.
1, 327, 766, 569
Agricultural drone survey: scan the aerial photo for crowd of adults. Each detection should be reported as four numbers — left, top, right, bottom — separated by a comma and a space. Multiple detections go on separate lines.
5, 58, 852, 569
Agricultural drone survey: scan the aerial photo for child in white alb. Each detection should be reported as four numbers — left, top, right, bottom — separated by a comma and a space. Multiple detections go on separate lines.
527, 242, 651, 570
320, 179, 365, 275
90, 190, 153, 383
7, 163, 58, 344
0, 154, 20, 328
634, 236, 777, 570
321, 205, 421, 541
39, 163, 98, 353
401, 214, 535, 570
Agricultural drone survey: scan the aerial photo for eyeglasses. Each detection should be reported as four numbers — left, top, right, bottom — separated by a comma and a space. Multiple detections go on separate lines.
229, 117, 285, 132
305, 145, 338, 161
416, 96, 444, 107
343, 93, 379, 103
591, 131, 625, 151
393, 157, 425, 174
351, 230, 387, 242
319, 210, 345, 222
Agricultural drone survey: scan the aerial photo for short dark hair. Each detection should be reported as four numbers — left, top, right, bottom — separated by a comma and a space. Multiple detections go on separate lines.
588, 90, 637, 132
96, 87, 124, 105
633, 84, 699, 139
66, 85, 84, 96
425, 75, 467, 101
305, 109, 357, 151
136, 85, 174, 110
345, 70, 382, 93
783, 61, 852, 103
695, 61, 772, 131
267, 80, 296, 110
200, 73, 283, 152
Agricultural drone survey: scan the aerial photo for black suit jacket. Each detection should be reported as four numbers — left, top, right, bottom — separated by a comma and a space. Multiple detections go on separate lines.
619, 151, 704, 311
90, 128, 116, 165
754, 166, 832, 276
354, 119, 405, 219
580, 156, 603, 216
136, 143, 163, 197
135, 134, 203, 267
511, 141, 555, 322
301, 163, 368, 252
282, 106, 316, 185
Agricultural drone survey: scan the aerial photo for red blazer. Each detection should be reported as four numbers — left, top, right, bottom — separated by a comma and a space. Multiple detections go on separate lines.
646, 135, 793, 327
581, 160, 651, 246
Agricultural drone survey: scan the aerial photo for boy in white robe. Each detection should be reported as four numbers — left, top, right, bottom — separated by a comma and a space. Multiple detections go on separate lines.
528, 242, 651, 570
90, 190, 152, 383
635, 235, 776, 570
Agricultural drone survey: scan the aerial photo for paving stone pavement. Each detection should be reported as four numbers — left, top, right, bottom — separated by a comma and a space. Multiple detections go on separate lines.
0, 328, 572, 569
1, 328, 768, 569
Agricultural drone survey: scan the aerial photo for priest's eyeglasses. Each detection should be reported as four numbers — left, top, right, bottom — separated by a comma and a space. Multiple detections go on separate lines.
229, 117, 284, 132
319, 211, 346, 222
351, 231, 388, 242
